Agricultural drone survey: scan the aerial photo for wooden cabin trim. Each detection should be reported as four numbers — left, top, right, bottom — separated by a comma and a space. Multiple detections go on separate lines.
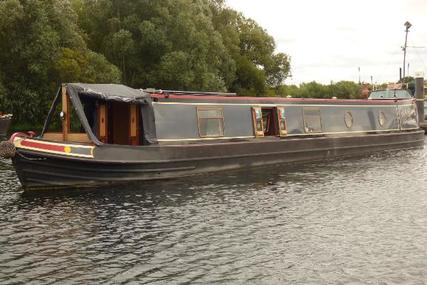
277, 107, 288, 137
43, 132, 92, 144
43, 132, 64, 141
98, 103, 108, 143
302, 107, 323, 134
67, 133, 92, 143
129, 104, 140, 145
61, 86, 70, 141
251, 107, 264, 137
56, 86, 94, 143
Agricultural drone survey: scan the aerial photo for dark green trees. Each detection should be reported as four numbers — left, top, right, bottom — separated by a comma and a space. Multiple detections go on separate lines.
0, 0, 291, 125
283, 81, 363, 99
0, 0, 120, 123
76, 0, 290, 94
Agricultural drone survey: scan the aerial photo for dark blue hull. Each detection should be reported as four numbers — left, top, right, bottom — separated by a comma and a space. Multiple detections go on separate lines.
12, 130, 425, 191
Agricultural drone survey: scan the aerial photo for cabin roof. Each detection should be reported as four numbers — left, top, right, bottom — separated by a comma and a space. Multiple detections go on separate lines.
65, 83, 149, 103
149, 93, 414, 105
64, 83, 414, 106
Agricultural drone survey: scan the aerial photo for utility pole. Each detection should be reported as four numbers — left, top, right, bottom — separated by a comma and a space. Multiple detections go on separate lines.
358, 67, 361, 84
402, 21, 412, 80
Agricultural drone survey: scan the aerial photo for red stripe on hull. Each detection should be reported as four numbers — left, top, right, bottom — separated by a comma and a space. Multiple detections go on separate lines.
21, 140, 65, 153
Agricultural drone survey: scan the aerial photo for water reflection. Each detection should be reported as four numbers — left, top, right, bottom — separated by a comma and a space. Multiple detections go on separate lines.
1, 147, 427, 284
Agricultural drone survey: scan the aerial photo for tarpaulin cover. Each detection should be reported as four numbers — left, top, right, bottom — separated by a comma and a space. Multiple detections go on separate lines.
66, 83, 149, 103
41, 84, 157, 145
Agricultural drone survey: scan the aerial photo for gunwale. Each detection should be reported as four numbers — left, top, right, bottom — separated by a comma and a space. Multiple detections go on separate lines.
11, 129, 425, 190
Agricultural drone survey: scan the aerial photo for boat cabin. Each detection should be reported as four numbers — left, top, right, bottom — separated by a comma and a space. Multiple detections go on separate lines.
39, 83, 419, 147
41, 84, 154, 146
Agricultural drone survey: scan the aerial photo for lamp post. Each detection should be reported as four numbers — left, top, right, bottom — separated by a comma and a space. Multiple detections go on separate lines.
402, 21, 412, 80
358, 67, 361, 84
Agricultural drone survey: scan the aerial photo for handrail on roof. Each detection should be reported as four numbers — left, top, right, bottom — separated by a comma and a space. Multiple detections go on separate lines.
142, 88, 237, 97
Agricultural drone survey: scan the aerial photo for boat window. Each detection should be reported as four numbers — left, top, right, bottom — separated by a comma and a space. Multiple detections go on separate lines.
369, 89, 413, 100
80, 96, 99, 135
197, 107, 224, 138
45, 99, 62, 133
252, 107, 264, 137
344, 111, 353, 128
303, 107, 322, 133
277, 107, 287, 137
378, 111, 386, 127
69, 103, 85, 133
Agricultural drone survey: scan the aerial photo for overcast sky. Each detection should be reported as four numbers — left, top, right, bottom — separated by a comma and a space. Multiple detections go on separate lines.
227, 0, 427, 85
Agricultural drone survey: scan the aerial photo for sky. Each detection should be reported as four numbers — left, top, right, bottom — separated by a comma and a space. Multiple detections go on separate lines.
227, 0, 427, 85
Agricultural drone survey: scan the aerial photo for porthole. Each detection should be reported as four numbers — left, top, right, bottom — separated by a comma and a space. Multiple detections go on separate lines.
344, 111, 353, 128
378, 111, 386, 127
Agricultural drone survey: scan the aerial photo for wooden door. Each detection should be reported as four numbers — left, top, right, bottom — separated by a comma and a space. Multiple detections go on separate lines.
110, 102, 130, 145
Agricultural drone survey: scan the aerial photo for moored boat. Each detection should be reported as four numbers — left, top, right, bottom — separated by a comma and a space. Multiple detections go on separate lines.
1, 83, 424, 191
368, 89, 413, 100
0, 113, 12, 138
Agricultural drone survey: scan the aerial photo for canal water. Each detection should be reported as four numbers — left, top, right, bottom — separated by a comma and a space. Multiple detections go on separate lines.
1, 143, 427, 284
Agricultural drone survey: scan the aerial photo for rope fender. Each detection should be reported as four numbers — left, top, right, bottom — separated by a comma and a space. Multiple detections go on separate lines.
0, 140, 16, 159
0, 132, 35, 159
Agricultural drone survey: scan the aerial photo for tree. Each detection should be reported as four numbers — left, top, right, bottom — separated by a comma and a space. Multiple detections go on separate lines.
77, 0, 236, 91
279, 81, 364, 99
211, 4, 291, 95
77, 0, 290, 95
0, 0, 120, 124
330, 81, 361, 99
0, 0, 292, 126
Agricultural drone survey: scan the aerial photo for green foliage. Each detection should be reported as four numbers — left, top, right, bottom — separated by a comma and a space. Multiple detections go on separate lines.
77, 0, 290, 94
211, 6, 290, 95
0, 0, 291, 125
54, 48, 121, 83
77, 0, 237, 91
0, 0, 120, 124
281, 81, 363, 99
330, 81, 361, 99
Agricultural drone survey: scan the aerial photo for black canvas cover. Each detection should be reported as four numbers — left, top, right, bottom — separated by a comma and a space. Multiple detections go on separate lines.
66, 83, 157, 145
66, 83, 149, 103
42, 83, 157, 145
140, 103, 157, 144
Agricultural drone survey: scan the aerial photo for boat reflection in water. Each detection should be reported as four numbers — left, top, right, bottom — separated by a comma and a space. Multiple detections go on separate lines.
1, 83, 423, 191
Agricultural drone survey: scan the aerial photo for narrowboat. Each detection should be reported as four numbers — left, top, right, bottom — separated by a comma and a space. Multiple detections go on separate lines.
1, 83, 424, 191
0, 113, 12, 138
